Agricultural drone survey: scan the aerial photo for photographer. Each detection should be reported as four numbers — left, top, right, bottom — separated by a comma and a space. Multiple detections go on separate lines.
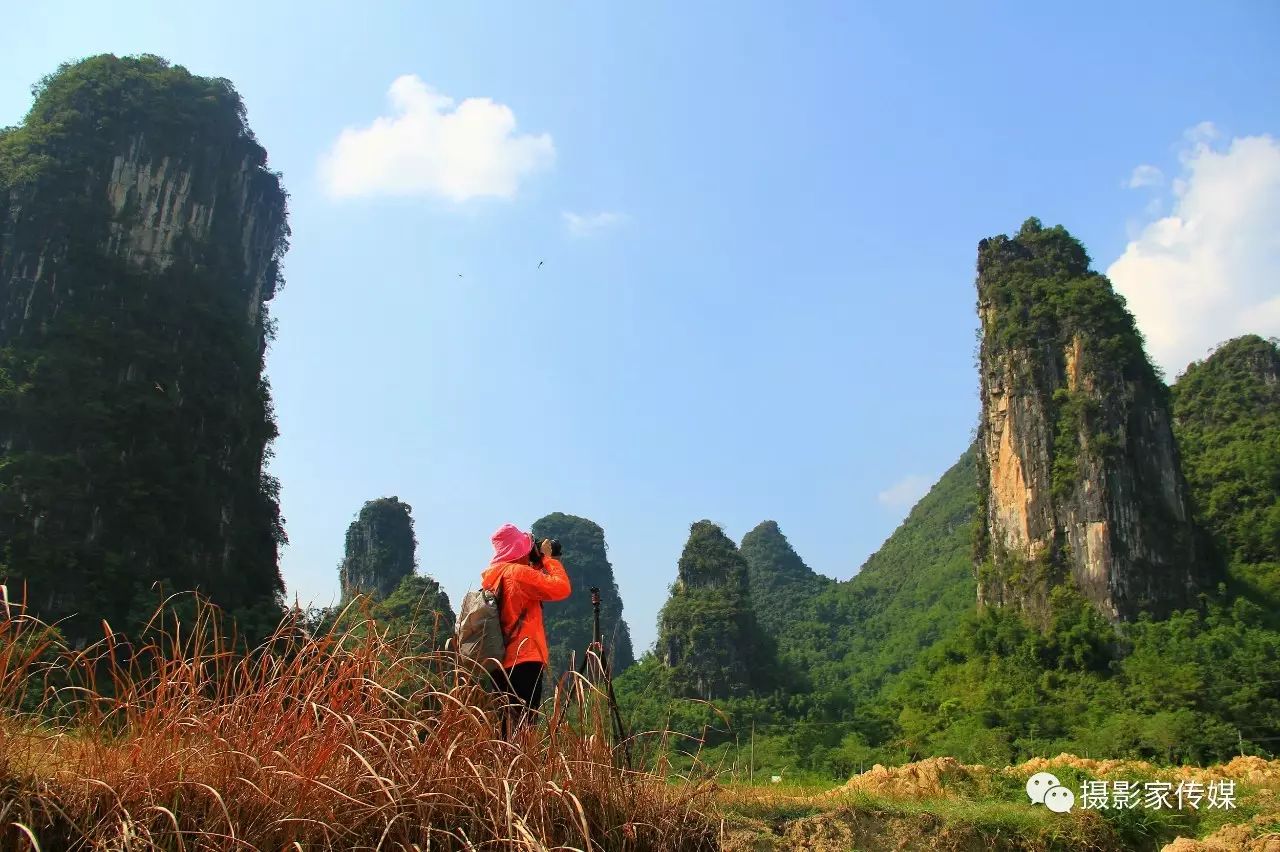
480, 523, 570, 731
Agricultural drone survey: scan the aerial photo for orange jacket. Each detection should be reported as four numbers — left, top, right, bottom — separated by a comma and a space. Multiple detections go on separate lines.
480, 556, 571, 668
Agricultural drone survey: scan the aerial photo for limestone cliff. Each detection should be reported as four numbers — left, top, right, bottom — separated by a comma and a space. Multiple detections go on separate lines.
339, 498, 418, 602
657, 520, 778, 699
0, 55, 289, 642
531, 512, 636, 676
974, 218, 1205, 623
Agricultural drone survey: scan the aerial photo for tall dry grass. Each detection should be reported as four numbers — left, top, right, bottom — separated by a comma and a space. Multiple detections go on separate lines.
0, 588, 718, 851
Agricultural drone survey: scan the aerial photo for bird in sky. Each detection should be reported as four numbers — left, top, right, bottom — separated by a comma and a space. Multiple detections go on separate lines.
537, 260, 544, 269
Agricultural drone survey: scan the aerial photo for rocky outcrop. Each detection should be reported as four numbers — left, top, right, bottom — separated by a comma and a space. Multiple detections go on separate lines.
657, 520, 777, 699
974, 218, 1205, 623
339, 498, 418, 603
531, 512, 636, 675
1, 70, 285, 344
0, 55, 289, 642
99, 133, 283, 326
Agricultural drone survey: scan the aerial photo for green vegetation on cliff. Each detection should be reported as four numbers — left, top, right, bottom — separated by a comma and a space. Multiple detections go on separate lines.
657, 521, 779, 700
974, 217, 1203, 623
977, 219, 1155, 380
0, 55, 288, 644
367, 574, 456, 653
740, 521, 832, 650
1172, 334, 1280, 611
531, 512, 635, 676
807, 447, 978, 707
325, 498, 453, 651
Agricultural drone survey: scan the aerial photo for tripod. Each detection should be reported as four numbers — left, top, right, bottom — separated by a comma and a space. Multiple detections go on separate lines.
575, 586, 632, 769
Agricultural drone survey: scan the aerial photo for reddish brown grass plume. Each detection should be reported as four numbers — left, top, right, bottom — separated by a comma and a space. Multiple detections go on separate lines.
0, 587, 717, 850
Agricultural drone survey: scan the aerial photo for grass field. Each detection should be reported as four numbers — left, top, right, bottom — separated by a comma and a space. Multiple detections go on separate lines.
0, 593, 719, 850
715, 754, 1280, 851
2, 594, 1277, 851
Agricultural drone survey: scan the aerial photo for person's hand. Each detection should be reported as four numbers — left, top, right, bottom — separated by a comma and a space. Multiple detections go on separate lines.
539, 538, 554, 556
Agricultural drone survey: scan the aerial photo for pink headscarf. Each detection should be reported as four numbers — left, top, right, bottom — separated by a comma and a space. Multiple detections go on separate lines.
490, 523, 532, 565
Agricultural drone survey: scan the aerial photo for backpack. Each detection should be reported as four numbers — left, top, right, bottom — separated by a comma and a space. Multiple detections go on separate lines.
455, 571, 528, 674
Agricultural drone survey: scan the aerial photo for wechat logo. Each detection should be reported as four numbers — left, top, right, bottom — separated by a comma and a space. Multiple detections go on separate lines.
1026, 772, 1075, 813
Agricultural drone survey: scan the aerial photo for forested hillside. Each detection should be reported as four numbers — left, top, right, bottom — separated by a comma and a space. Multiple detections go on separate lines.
807, 447, 978, 708
1172, 334, 1280, 614
621, 225, 1280, 781
740, 521, 833, 650
616, 450, 980, 775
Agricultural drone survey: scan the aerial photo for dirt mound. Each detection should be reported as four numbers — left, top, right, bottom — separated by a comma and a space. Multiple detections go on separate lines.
1210, 756, 1280, 785
727, 803, 1126, 849
1004, 754, 1280, 852
1009, 752, 1280, 787
1161, 821, 1280, 852
722, 807, 1063, 852
833, 757, 995, 800
1014, 752, 1157, 778
801, 754, 1280, 850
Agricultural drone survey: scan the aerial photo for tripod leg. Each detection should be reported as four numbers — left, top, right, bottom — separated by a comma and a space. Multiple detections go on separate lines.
598, 649, 633, 771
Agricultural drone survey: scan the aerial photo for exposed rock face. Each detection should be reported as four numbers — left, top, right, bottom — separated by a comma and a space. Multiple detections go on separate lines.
658, 520, 776, 699
740, 520, 831, 642
339, 497, 418, 603
0, 55, 289, 641
1, 78, 285, 343
99, 134, 283, 325
974, 218, 1204, 623
531, 512, 636, 676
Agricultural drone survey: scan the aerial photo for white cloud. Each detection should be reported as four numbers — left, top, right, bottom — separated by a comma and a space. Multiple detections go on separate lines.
562, 210, 627, 237
1127, 164, 1164, 188
320, 75, 555, 201
877, 474, 931, 510
1107, 127, 1280, 380
1183, 120, 1220, 148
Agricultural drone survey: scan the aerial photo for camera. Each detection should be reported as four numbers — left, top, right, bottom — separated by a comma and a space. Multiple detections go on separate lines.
528, 537, 561, 566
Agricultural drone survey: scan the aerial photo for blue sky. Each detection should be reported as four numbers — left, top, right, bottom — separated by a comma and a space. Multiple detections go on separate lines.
4, 2, 1279, 654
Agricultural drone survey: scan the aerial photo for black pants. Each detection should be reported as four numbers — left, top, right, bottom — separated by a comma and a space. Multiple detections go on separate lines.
495, 661, 544, 736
